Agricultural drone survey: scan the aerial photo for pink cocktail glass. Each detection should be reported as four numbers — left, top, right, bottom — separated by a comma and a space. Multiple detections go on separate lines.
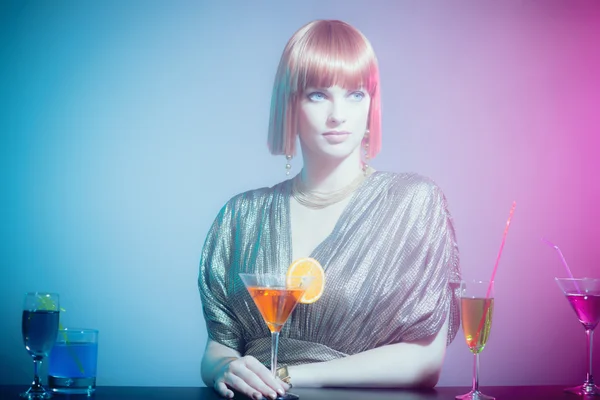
555, 277, 600, 396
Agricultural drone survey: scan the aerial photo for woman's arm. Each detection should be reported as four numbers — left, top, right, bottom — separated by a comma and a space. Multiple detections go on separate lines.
199, 200, 285, 398
288, 316, 449, 388
201, 339, 241, 388
202, 339, 288, 399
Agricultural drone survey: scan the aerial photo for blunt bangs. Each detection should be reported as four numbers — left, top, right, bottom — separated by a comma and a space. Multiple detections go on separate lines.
289, 22, 379, 96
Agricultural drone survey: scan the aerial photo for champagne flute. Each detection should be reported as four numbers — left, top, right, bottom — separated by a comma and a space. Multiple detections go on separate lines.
555, 277, 600, 396
456, 280, 495, 400
239, 273, 313, 400
21, 292, 60, 399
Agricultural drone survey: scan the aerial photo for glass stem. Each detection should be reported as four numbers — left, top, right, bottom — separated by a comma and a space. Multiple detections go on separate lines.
32, 359, 42, 389
271, 331, 280, 376
586, 329, 594, 385
472, 352, 480, 392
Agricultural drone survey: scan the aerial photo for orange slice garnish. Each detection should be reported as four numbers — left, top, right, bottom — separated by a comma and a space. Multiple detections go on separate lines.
286, 258, 325, 304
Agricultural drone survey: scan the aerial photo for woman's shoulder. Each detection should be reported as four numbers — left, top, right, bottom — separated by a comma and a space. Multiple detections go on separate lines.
372, 170, 444, 198
220, 179, 291, 213
370, 171, 453, 225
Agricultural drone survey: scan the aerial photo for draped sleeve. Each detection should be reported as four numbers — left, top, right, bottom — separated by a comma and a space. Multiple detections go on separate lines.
198, 199, 245, 353
386, 176, 461, 345
197, 182, 291, 355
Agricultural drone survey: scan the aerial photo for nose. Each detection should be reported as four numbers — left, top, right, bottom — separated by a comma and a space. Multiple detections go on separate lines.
327, 100, 347, 125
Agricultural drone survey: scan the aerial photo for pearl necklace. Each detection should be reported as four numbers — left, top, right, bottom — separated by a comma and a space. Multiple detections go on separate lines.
291, 167, 374, 209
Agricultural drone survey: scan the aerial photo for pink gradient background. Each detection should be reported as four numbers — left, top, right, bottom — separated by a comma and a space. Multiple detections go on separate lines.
0, 0, 599, 387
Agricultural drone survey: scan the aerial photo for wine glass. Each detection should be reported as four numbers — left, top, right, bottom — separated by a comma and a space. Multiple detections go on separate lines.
555, 277, 600, 396
456, 280, 495, 400
239, 273, 313, 400
21, 292, 60, 399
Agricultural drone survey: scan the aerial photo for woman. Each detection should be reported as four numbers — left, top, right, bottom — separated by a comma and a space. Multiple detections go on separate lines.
198, 19, 461, 399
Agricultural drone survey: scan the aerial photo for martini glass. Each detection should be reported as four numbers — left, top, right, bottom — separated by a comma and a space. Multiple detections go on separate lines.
239, 273, 313, 400
456, 280, 495, 400
555, 277, 600, 396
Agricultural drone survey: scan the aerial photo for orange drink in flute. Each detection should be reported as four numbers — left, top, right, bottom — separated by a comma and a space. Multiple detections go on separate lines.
457, 280, 495, 400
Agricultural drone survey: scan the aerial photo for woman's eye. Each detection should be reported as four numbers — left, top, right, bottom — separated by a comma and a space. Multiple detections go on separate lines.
307, 92, 326, 101
349, 91, 365, 101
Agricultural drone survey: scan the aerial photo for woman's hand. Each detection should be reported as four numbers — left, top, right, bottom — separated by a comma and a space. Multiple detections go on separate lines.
213, 355, 289, 399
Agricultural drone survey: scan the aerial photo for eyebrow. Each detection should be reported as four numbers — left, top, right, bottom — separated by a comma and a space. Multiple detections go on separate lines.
304, 86, 365, 93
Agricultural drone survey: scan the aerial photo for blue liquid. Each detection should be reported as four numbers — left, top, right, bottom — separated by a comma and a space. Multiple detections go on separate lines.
22, 310, 59, 359
49, 342, 98, 378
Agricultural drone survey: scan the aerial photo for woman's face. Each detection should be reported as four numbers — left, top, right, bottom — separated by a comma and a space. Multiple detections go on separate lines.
297, 85, 370, 162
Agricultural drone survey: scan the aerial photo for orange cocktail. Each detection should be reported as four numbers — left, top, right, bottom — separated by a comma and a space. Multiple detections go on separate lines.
245, 287, 305, 332
239, 272, 314, 398
239, 263, 321, 400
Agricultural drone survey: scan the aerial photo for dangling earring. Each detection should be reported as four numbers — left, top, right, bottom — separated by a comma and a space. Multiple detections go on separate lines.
362, 130, 370, 176
285, 154, 292, 176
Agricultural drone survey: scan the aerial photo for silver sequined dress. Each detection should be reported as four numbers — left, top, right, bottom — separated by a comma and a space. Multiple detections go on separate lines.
198, 171, 461, 367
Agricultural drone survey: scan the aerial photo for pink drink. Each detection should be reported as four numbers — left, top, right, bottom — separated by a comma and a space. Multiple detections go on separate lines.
566, 293, 600, 330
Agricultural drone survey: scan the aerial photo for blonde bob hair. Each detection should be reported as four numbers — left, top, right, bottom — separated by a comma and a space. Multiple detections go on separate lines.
267, 20, 381, 159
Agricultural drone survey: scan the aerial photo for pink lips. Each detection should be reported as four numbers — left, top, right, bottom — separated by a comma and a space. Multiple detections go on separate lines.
323, 131, 351, 144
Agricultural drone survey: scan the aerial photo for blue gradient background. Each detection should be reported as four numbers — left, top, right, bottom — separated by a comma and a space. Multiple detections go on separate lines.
1, 0, 599, 387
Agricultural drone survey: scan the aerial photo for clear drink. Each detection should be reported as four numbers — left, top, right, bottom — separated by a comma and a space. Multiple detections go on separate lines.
22, 310, 60, 359
20, 292, 60, 399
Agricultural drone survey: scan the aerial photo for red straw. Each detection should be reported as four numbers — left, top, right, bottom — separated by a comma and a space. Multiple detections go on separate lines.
485, 201, 517, 298
474, 201, 517, 345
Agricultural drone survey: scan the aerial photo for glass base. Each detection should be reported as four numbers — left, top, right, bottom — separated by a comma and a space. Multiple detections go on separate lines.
20, 386, 52, 399
456, 389, 495, 400
273, 393, 299, 400
49, 376, 96, 395
564, 383, 600, 396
